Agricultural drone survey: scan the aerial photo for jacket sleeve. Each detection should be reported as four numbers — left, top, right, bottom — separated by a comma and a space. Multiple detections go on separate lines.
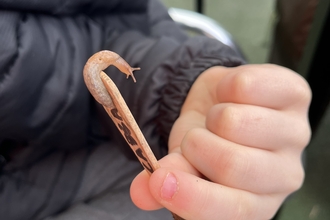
0, 0, 244, 163
98, 0, 245, 159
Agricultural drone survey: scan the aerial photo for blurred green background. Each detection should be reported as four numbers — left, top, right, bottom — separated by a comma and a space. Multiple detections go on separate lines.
162, 0, 330, 219
162, 0, 275, 64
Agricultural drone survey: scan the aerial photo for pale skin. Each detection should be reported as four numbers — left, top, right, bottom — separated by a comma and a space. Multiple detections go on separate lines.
130, 64, 312, 220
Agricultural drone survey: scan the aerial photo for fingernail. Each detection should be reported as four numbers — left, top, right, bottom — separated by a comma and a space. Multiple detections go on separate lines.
161, 172, 178, 200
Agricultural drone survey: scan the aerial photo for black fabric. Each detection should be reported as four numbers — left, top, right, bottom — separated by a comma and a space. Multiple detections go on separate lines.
0, 0, 245, 219
0, 0, 147, 15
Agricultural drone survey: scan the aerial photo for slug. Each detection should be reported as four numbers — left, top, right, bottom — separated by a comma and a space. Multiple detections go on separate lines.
83, 50, 140, 107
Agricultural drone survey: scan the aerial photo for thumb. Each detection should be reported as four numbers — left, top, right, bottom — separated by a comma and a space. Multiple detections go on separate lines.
130, 152, 201, 210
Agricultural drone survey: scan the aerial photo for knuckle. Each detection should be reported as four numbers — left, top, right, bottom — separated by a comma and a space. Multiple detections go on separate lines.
292, 119, 312, 148
278, 154, 305, 194
218, 106, 244, 138
222, 148, 250, 182
276, 66, 312, 106
231, 70, 255, 99
181, 128, 205, 152
291, 78, 312, 105
234, 192, 280, 220
184, 127, 204, 142
233, 193, 256, 220
300, 126, 312, 148
287, 164, 305, 193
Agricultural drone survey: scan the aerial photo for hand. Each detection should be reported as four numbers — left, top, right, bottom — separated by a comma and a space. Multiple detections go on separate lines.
130, 64, 311, 220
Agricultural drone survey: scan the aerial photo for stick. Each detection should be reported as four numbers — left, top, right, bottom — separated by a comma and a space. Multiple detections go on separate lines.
100, 71, 160, 175
83, 50, 185, 220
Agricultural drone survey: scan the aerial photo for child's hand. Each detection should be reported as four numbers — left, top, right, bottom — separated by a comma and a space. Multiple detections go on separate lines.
130, 64, 311, 220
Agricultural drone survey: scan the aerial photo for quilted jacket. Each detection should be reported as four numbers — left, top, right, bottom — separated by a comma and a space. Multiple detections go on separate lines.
0, 0, 244, 219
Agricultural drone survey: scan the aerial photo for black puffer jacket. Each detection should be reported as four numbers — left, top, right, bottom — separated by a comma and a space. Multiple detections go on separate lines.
0, 0, 244, 219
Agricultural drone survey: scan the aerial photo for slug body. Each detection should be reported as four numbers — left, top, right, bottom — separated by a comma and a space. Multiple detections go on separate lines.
83, 50, 140, 107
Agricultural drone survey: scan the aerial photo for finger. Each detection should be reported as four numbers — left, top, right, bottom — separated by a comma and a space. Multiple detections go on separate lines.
216, 64, 311, 111
168, 110, 206, 152
130, 152, 201, 210
179, 66, 227, 115
148, 168, 284, 220
168, 67, 225, 152
181, 128, 305, 194
206, 103, 311, 150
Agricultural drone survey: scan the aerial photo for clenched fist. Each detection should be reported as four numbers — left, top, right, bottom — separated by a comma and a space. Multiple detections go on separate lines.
131, 64, 311, 220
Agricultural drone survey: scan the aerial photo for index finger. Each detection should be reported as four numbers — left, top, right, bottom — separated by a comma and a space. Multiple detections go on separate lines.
216, 64, 311, 111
